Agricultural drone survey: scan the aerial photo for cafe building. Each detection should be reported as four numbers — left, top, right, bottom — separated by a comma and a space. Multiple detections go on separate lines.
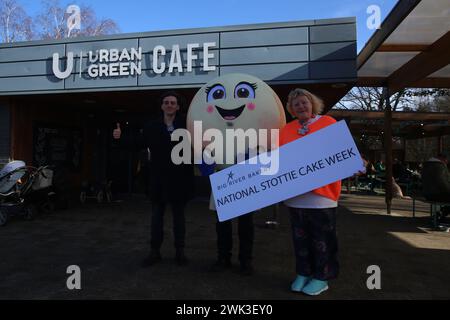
0, 18, 357, 195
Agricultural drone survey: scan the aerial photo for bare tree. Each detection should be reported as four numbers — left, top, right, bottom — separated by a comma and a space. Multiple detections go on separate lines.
335, 87, 416, 155
35, 0, 65, 39
336, 87, 449, 161
336, 87, 413, 111
413, 89, 450, 113
77, 4, 119, 37
36, 0, 119, 40
0, 0, 33, 43
0, 0, 120, 43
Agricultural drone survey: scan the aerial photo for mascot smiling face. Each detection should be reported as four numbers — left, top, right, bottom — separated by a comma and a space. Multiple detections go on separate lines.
187, 73, 286, 161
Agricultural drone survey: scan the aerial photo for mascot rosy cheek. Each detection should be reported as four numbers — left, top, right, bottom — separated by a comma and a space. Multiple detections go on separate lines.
187, 73, 286, 167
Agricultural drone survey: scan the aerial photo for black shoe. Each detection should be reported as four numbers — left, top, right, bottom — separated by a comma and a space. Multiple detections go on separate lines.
141, 250, 161, 267
239, 261, 254, 276
175, 249, 189, 266
209, 258, 232, 272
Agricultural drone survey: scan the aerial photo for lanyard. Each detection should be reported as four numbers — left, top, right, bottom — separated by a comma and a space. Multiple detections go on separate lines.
297, 115, 320, 135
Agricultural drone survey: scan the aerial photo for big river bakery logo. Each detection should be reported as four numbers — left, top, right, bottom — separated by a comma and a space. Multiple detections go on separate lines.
52, 42, 216, 79
217, 170, 247, 191
215, 167, 264, 192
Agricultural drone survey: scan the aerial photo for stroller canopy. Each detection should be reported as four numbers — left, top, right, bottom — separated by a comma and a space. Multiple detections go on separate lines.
0, 161, 26, 194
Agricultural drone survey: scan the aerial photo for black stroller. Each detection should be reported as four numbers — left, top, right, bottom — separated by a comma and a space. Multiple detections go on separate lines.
0, 160, 55, 226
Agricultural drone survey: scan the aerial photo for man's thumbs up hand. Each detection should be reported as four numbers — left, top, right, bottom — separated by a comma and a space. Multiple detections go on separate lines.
113, 122, 122, 139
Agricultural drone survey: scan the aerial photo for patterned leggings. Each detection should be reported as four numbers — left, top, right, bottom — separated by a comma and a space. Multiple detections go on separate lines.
289, 207, 339, 281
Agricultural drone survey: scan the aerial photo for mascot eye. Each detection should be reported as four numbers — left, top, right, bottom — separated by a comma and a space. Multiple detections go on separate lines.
206, 84, 226, 101
234, 82, 256, 99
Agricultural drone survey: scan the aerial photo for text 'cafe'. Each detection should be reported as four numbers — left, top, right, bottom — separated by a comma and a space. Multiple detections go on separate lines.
0, 18, 357, 195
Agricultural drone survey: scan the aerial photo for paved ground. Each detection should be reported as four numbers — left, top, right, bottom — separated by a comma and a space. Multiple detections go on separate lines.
0, 193, 449, 300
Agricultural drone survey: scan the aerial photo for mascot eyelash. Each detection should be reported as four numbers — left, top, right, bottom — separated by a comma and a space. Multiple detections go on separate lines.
241, 82, 258, 90
205, 83, 221, 95
204, 82, 258, 95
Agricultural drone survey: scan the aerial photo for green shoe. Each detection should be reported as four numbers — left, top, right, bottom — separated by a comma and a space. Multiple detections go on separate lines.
302, 279, 329, 296
291, 275, 310, 292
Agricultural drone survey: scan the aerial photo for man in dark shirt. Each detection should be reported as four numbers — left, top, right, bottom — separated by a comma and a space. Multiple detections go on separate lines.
113, 91, 195, 266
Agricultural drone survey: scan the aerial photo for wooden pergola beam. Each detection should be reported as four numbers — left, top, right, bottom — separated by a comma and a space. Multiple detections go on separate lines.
388, 32, 450, 93
357, 0, 422, 69
357, 77, 386, 87
346, 124, 450, 137
358, 77, 450, 89
377, 44, 428, 52
410, 77, 450, 88
328, 110, 450, 121
383, 88, 393, 215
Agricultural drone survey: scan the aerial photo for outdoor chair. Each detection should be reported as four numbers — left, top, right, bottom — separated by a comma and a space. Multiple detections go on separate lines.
410, 180, 450, 230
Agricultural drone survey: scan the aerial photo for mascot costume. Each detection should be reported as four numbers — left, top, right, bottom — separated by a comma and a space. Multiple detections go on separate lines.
187, 73, 286, 274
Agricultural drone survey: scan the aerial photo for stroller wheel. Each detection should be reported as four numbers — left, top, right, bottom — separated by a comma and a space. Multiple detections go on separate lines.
97, 191, 104, 203
106, 191, 112, 203
24, 205, 37, 220
0, 209, 8, 226
80, 191, 87, 204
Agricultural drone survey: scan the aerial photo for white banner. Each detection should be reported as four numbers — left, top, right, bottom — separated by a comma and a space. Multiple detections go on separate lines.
210, 120, 365, 221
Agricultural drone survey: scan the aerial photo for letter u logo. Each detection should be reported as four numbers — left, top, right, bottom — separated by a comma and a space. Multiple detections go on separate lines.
53, 52, 74, 79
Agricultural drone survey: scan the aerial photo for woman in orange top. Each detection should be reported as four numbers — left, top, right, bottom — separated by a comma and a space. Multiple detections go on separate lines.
279, 88, 341, 296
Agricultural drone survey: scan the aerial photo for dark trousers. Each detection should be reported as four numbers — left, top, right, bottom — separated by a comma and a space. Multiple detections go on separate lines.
289, 207, 339, 281
216, 212, 254, 263
150, 201, 186, 250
